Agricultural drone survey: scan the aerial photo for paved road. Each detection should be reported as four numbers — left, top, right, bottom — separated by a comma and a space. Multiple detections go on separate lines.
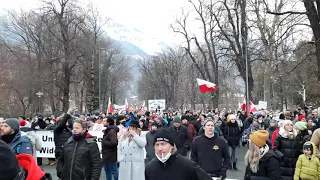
41, 146, 247, 180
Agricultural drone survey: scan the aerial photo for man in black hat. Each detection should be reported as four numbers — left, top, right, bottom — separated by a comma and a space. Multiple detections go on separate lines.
145, 128, 212, 180
1, 118, 32, 155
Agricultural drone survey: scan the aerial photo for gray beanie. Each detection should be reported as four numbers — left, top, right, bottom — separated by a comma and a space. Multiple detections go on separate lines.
157, 116, 163, 121
4, 118, 20, 131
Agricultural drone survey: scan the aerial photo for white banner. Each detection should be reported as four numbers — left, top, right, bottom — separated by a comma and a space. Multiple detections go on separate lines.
34, 131, 55, 158
32, 129, 148, 158
148, 99, 166, 111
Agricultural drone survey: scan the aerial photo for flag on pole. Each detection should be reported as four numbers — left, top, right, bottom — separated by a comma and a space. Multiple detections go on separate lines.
125, 98, 130, 111
107, 97, 113, 114
139, 101, 145, 111
241, 97, 257, 115
196, 78, 217, 93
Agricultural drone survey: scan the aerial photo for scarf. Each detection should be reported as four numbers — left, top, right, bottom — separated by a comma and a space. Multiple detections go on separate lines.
2, 131, 18, 144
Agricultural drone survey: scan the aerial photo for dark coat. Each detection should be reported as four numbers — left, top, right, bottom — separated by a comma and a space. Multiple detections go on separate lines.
57, 133, 101, 180
53, 114, 72, 159
145, 154, 212, 180
102, 125, 119, 162
169, 125, 191, 156
145, 130, 157, 161
244, 150, 281, 180
273, 133, 302, 180
223, 122, 241, 147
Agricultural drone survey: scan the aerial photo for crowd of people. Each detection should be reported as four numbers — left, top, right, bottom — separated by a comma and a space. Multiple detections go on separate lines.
0, 106, 320, 180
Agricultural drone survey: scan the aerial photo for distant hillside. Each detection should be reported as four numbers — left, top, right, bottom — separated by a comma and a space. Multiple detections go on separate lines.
117, 40, 148, 57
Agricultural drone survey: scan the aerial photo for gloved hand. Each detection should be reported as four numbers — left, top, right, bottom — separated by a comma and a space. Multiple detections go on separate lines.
220, 170, 226, 180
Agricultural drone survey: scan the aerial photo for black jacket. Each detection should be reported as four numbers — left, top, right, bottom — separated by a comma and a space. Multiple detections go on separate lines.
273, 134, 301, 180
244, 150, 281, 180
169, 125, 191, 156
102, 125, 119, 162
191, 134, 231, 175
145, 153, 212, 180
223, 122, 241, 147
145, 130, 157, 161
57, 133, 101, 180
53, 114, 72, 159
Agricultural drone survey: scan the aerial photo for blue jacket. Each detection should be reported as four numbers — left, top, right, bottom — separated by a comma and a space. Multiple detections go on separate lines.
10, 130, 33, 155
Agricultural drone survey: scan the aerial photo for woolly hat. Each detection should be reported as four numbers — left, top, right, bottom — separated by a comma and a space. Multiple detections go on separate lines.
298, 115, 306, 121
153, 128, 175, 146
173, 116, 181, 123
303, 141, 313, 152
295, 121, 307, 131
151, 121, 158, 127
4, 118, 20, 131
129, 120, 139, 128
19, 120, 26, 127
249, 130, 269, 148
227, 114, 236, 122
0, 140, 23, 180
203, 119, 215, 126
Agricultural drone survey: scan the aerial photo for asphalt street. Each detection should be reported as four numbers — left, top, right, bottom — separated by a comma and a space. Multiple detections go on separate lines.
41, 146, 247, 180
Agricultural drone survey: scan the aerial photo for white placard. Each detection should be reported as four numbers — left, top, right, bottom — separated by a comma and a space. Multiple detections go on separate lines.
34, 131, 55, 158
32, 129, 149, 158
148, 99, 166, 111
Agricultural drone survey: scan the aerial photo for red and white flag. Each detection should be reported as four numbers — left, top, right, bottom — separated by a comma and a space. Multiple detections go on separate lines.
125, 98, 130, 111
196, 78, 217, 93
241, 97, 257, 114
139, 101, 145, 111
107, 97, 113, 114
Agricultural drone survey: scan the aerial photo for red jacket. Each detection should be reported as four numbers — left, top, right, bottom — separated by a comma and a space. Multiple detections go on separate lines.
271, 128, 280, 149
16, 154, 46, 180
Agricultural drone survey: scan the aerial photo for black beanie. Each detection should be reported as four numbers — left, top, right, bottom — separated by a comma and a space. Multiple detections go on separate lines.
0, 140, 21, 180
153, 128, 175, 146
303, 142, 313, 152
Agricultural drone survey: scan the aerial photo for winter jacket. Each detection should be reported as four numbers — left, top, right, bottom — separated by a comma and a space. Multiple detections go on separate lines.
102, 125, 119, 162
244, 148, 281, 180
271, 128, 280, 149
118, 133, 146, 180
311, 128, 320, 158
182, 123, 197, 141
294, 141, 320, 180
223, 122, 241, 147
9, 130, 33, 155
57, 133, 101, 180
191, 134, 231, 175
273, 128, 301, 180
296, 130, 312, 153
20, 129, 42, 162
145, 130, 157, 161
169, 125, 191, 156
17, 154, 50, 180
53, 114, 72, 159
266, 126, 277, 140
145, 153, 212, 180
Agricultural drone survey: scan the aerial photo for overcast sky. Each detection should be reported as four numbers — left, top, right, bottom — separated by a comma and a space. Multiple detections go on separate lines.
1, 0, 188, 45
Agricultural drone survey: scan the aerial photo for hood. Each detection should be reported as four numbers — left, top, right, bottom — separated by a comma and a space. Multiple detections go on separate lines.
16, 154, 45, 180
304, 141, 317, 158
279, 126, 298, 139
86, 132, 96, 139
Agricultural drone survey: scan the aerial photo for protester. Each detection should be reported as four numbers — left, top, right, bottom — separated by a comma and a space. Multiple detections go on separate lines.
244, 130, 281, 180
311, 128, 320, 158
191, 119, 231, 179
118, 120, 146, 180
1, 118, 33, 155
273, 120, 301, 180
223, 114, 241, 171
57, 119, 101, 180
20, 119, 42, 163
145, 121, 158, 163
0, 140, 51, 180
102, 116, 119, 180
169, 116, 191, 157
294, 141, 320, 180
145, 128, 212, 180
53, 109, 73, 161
266, 119, 277, 140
